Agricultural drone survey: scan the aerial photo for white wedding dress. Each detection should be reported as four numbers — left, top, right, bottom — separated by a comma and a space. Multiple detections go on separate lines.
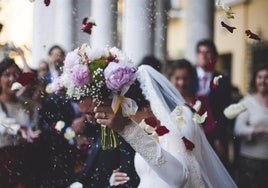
118, 65, 237, 188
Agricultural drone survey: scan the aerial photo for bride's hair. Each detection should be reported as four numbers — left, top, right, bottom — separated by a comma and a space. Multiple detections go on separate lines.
125, 80, 149, 110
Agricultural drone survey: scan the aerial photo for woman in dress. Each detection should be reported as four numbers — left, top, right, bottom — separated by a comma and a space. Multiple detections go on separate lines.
0, 58, 40, 187
51, 45, 236, 188
234, 63, 268, 188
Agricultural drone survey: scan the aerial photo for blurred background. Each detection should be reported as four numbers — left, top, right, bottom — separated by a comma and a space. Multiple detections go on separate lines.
0, 0, 267, 94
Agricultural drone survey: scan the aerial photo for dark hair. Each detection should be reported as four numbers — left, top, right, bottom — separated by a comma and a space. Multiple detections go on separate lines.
48, 45, 65, 57
0, 58, 22, 94
168, 59, 195, 79
125, 80, 150, 110
249, 63, 268, 93
168, 59, 198, 94
196, 39, 218, 58
139, 56, 162, 72
0, 58, 22, 76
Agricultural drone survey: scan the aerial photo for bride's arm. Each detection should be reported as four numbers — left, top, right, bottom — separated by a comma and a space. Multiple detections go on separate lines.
118, 120, 188, 188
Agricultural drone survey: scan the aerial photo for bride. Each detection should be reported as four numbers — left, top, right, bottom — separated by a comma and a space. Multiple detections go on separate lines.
96, 65, 237, 188
50, 45, 236, 187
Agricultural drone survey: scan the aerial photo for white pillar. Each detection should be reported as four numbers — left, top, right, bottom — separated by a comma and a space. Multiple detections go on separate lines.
54, 0, 74, 52
73, 0, 92, 47
185, 0, 214, 63
154, 0, 168, 65
122, 0, 155, 65
32, 1, 57, 69
90, 0, 117, 48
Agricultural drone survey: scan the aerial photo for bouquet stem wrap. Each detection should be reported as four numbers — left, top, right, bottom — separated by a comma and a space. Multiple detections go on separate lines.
101, 125, 119, 150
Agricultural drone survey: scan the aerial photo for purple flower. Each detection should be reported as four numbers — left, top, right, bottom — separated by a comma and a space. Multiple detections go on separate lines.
64, 51, 81, 70
104, 62, 136, 90
71, 64, 90, 87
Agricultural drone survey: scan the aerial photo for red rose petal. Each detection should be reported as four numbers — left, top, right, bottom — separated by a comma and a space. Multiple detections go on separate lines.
81, 17, 96, 35
245, 29, 261, 41
16, 72, 37, 86
144, 116, 158, 128
44, 0, 50, 6
182, 136, 195, 151
155, 126, 169, 136
221, 21, 236, 33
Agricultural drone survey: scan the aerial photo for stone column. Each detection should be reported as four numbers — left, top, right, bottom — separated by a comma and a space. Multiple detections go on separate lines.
54, 0, 74, 52
90, 0, 117, 48
122, 0, 155, 65
73, 0, 92, 47
154, 0, 168, 67
185, 0, 214, 63
32, 1, 56, 68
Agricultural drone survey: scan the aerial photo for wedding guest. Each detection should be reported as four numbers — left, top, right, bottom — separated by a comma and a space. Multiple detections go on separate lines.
234, 63, 268, 188
0, 58, 40, 187
169, 59, 217, 144
194, 39, 232, 167
43, 45, 65, 84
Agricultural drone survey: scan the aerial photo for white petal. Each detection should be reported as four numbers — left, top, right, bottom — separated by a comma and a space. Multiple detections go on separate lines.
213, 75, 223, 86
193, 100, 202, 112
55, 121, 65, 131
64, 128, 76, 140
11, 82, 23, 91
224, 103, 247, 119
193, 112, 207, 124
69, 182, 83, 188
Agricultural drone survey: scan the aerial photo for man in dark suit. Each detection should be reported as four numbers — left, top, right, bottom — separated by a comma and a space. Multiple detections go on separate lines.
194, 39, 233, 168
70, 97, 140, 187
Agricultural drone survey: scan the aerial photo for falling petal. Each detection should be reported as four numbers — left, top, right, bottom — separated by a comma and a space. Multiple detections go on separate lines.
193, 100, 202, 112
245, 29, 261, 41
216, 0, 235, 19
224, 102, 247, 119
182, 136, 195, 151
16, 72, 38, 86
193, 112, 207, 124
64, 128, 76, 140
44, 0, 50, 6
55, 120, 65, 132
81, 17, 96, 35
11, 82, 23, 91
221, 21, 236, 33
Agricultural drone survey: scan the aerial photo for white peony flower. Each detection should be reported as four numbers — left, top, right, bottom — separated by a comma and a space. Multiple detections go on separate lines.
85, 46, 107, 61
109, 47, 132, 64
224, 103, 247, 119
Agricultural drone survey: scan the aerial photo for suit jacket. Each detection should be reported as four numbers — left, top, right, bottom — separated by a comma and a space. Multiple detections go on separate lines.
195, 70, 232, 140
79, 123, 140, 188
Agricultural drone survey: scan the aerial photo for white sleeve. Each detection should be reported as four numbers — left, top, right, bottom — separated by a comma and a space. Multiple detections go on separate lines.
118, 121, 188, 188
0, 107, 21, 135
234, 110, 254, 140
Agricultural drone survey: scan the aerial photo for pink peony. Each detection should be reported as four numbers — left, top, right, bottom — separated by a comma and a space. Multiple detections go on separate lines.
71, 64, 90, 87
104, 62, 136, 90
64, 51, 81, 70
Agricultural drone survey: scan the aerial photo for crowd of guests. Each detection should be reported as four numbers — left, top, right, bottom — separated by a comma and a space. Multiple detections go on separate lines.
0, 39, 267, 188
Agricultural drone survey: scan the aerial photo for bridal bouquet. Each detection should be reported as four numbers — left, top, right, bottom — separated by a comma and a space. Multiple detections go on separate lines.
50, 43, 137, 150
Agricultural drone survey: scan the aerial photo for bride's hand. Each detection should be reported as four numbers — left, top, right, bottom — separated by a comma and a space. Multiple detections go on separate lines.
94, 100, 131, 132
109, 168, 130, 186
